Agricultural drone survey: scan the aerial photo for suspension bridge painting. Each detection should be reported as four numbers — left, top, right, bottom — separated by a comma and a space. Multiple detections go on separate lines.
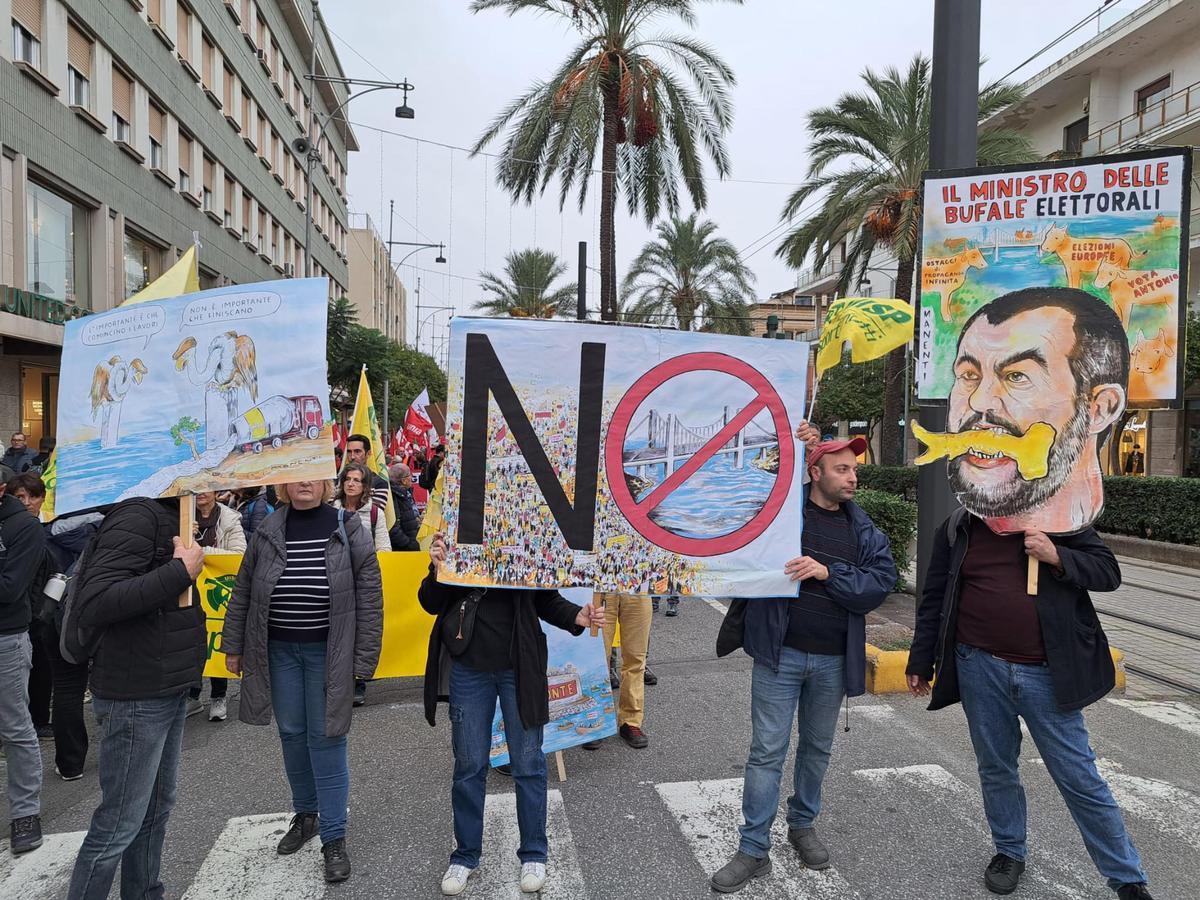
54, 278, 336, 515
437, 317, 809, 597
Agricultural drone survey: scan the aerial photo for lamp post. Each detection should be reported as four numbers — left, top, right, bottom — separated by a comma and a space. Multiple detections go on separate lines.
387, 240, 446, 350
415, 305, 455, 355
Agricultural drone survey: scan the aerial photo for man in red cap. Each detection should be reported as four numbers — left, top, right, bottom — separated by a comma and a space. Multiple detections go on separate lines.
712, 430, 897, 893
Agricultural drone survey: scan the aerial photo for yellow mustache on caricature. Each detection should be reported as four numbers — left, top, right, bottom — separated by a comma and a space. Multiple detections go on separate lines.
911, 421, 1057, 481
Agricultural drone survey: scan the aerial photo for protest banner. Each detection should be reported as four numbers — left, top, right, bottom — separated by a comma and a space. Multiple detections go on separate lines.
489, 589, 617, 767
438, 318, 809, 597
200, 551, 435, 679
54, 278, 336, 516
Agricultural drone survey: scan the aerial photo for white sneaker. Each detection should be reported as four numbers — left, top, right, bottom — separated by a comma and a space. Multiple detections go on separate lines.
209, 698, 228, 721
441, 863, 475, 896
520, 862, 547, 893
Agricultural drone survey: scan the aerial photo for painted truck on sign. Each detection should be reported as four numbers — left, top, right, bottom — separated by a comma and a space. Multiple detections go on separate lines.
233, 394, 323, 453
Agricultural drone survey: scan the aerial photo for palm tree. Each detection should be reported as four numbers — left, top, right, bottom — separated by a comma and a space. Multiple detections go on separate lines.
474, 248, 577, 319
776, 55, 1035, 464
622, 213, 754, 334
470, 0, 740, 324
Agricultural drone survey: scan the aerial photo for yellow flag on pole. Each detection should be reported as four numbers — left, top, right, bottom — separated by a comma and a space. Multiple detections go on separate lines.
347, 366, 396, 528
122, 245, 200, 306
815, 296, 915, 377
39, 450, 58, 521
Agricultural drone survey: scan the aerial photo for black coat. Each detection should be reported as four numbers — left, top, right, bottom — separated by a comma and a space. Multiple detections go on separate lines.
418, 571, 583, 729
389, 485, 420, 551
77, 499, 204, 700
0, 495, 47, 634
907, 509, 1120, 713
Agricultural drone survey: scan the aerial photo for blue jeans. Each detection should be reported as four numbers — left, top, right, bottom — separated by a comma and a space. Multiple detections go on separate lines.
269, 640, 349, 844
739, 646, 845, 857
67, 692, 187, 900
956, 643, 1146, 890
449, 661, 548, 868
0, 632, 41, 820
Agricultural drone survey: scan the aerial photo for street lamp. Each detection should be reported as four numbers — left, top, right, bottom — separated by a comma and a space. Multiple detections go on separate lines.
415, 304, 455, 355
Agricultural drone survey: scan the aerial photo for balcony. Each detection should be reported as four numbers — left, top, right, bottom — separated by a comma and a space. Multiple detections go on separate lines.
1082, 78, 1200, 155
794, 256, 844, 294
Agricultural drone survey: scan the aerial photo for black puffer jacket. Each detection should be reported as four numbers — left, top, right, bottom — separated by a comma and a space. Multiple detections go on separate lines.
389, 484, 420, 551
0, 494, 47, 635
77, 499, 203, 700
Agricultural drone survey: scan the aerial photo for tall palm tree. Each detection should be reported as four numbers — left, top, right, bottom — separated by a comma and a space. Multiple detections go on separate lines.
776, 55, 1035, 464
470, 0, 741, 324
622, 213, 753, 334
474, 248, 577, 319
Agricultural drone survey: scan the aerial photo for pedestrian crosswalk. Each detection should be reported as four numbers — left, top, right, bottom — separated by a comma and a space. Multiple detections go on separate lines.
0, 831, 85, 900
180, 813, 326, 900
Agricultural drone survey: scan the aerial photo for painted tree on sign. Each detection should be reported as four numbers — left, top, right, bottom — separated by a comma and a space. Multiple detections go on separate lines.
171, 416, 202, 460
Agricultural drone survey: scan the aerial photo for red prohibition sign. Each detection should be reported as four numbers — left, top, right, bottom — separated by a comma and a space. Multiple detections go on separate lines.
605, 352, 795, 557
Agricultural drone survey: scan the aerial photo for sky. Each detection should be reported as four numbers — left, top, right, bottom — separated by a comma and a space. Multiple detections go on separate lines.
324, 0, 1144, 357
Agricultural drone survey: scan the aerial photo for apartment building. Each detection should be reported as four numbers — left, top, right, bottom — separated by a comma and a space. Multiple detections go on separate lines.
987, 0, 1200, 477
0, 0, 355, 446
347, 212, 405, 344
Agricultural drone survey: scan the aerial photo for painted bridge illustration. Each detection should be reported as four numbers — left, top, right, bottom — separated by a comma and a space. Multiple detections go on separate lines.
624, 406, 778, 478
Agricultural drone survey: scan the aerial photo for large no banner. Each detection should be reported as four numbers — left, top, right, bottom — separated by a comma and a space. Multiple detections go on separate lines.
438, 318, 809, 597
55, 278, 335, 514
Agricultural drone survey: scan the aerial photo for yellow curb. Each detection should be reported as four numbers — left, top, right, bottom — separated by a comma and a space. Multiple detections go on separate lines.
864, 645, 1127, 695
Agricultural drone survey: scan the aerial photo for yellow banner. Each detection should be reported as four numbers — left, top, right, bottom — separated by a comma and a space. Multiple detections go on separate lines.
200, 551, 435, 679
816, 296, 915, 377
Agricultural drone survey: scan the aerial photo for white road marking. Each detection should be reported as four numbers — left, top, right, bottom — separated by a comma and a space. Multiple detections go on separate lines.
656, 777, 859, 899
1108, 699, 1200, 738
0, 831, 86, 900
705, 599, 729, 615
180, 813, 325, 900
470, 790, 587, 900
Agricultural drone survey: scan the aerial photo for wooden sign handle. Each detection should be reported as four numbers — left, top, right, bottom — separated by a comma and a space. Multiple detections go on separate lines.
554, 750, 567, 783
178, 494, 195, 608
590, 595, 603, 637
1026, 555, 1039, 597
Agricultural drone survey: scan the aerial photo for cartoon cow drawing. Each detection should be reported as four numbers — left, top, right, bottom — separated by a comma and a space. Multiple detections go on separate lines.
922, 247, 988, 320
1093, 262, 1179, 329
1128, 327, 1176, 401
1039, 224, 1143, 289
943, 237, 968, 252
1131, 328, 1175, 375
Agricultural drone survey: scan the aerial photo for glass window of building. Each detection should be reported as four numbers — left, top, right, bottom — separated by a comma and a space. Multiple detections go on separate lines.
177, 4, 192, 62
11, 0, 42, 66
1136, 76, 1171, 112
179, 132, 194, 193
123, 230, 163, 298
149, 103, 165, 170
111, 65, 132, 142
66, 22, 91, 107
224, 177, 236, 229
202, 34, 215, 91
147, 0, 162, 27
26, 180, 89, 308
202, 156, 215, 211
223, 65, 235, 110
241, 191, 251, 242
20, 365, 57, 448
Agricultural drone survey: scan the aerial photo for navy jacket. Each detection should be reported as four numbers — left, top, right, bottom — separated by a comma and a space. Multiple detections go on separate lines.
719, 491, 896, 697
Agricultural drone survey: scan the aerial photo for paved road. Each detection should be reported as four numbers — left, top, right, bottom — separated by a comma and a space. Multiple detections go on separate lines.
4, 598, 1197, 900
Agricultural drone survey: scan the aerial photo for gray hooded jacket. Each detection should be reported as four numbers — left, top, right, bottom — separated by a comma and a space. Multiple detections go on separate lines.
223, 504, 383, 737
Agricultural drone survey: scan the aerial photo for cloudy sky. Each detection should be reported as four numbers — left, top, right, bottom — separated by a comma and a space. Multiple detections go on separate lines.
325, 0, 1139, 356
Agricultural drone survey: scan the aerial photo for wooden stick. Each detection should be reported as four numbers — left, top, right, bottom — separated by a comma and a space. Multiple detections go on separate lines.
178, 494, 195, 608
590, 592, 603, 638
1026, 555, 1039, 597
554, 751, 567, 784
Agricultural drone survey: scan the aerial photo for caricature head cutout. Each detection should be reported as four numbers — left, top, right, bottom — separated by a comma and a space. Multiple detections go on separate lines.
913, 287, 1128, 535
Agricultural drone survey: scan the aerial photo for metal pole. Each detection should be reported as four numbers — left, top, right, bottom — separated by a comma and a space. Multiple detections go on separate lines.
917, 0, 979, 595
382, 379, 390, 439
387, 200, 394, 338
303, 0, 318, 278
415, 277, 422, 352
577, 241, 587, 321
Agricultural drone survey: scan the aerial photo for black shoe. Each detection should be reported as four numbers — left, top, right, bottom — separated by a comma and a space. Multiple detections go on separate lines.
322, 838, 351, 883
10, 815, 43, 854
581, 739, 602, 751
787, 827, 830, 869
619, 724, 649, 749
666, 599, 679, 617
984, 853, 1025, 895
277, 812, 318, 855
643, 666, 658, 686
35, 724, 54, 740
494, 764, 512, 776
1117, 884, 1155, 900
710, 851, 771, 893
353, 681, 367, 707
652, 598, 660, 611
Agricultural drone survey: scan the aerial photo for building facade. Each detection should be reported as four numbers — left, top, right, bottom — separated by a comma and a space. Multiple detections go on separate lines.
987, 0, 1200, 477
1, 0, 355, 446
347, 212, 405, 344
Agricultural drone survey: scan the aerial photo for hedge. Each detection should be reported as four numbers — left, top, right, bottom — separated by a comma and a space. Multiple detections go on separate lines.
1097, 476, 1200, 546
853, 488, 917, 582
857, 465, 918, 500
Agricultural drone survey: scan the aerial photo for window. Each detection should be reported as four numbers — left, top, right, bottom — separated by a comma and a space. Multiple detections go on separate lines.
27, 181, 89, 308
224, 177, 235, 228
123, 231, 163, 298
176, 4, 192, 61
147, 0, 162, 26
148, 103, 165, 169
202, 156, 215, 211
12, 0, 42, 65
256, 14, 267, 49
1136, 76, 1171, 112
258, 113, 267, 158
257, 208, 266, 253
66, 23, 91, 107
111, 66, 133, 142
202, 34, 215, 91
1063, 116, 1088, 155
270, 219, 278, 262
179, 132, 193, 193
241, 191, 251, 241
223, 65, 235, 110
241, 91, 252, 135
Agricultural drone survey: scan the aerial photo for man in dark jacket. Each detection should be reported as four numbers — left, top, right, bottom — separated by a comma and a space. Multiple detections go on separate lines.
387, 463, 421, 551
906, 510, 1153, 900
0, 481, 48, 854
712, 437, 896, 893
66, 498, 205, 900
1, 432, 37, 473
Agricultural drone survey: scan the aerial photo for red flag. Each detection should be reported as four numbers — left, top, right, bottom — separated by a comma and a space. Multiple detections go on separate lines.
332, 422, 347, 452
403, 388, 435, 455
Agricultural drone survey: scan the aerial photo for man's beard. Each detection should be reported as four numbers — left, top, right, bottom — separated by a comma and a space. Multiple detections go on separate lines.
947, 401, 1092, 519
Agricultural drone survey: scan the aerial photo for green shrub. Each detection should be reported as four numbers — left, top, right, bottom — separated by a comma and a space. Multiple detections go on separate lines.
1097, 475, 1200, 546
853, 488, 917, 582
857, 465, 918, 500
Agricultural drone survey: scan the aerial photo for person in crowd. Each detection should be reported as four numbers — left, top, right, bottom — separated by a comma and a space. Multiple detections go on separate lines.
0, 474, 49, 854
586, 589, 653, 750
1124, 443, 1145, 475
388, 462, 421, 551
420, 443, 446, 492
6, 473, 52, 738
711, 434, 897, 893
237, 486, 275, 538
223, 480, 382, 885
29, 436, 55, 476
185, 491, 246, 722
66, 497, 205, 898
422, 532, 604, 896
2, 432, 37, 473
343, 435, 390, 509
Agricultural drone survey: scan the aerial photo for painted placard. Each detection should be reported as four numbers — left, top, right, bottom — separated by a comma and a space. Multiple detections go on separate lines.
55, 278, 335, 514
439, 318, 809, 597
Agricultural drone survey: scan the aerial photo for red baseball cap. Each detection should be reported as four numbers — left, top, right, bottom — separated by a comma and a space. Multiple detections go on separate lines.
807, 437, 867, 469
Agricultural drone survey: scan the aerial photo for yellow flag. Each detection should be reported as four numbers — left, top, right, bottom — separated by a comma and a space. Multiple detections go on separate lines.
39, 449, 57, 521
416, 466, 446, 551
122, 245, 200, 305
816, 297, 915, 377
348, 366, 396, 528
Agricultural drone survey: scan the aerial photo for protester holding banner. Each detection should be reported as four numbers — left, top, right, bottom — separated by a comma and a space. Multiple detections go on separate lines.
222, 480, 382, 885
335, 464, 391, 553
421, 533, 604, 896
